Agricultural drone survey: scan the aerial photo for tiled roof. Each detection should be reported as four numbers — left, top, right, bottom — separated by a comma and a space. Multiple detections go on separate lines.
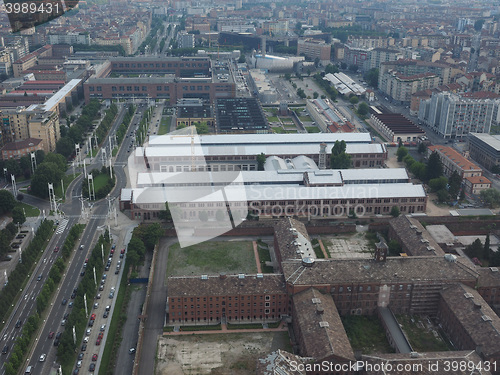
464, 175, 491, 185
1, 138, 42, 151
439, 283, 500, 358
428, 145, 482, 172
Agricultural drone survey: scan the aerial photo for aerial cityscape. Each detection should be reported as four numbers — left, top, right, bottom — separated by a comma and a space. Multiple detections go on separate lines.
0, 0, 500, 374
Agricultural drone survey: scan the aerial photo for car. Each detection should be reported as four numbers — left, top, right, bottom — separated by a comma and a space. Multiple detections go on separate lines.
100, 280, 105, 286
2, 345, 9, 354
90, 313, 96, 320
85, 258, 89, 264
83, 336, 89, 343
94, 303, 99, 309
98, 332, 104, 340
115, 269, 119, 274
129, 348, 136, 354
81, 344, 87, 351
109, 292, 114, 299
37, 274, 43, 281
100, 324, 106, 332
99, 284, 104, 291
15, 319, 22, 328
86, 328, 92, 336
96, 293, 101, 299
76, 360, 82, 368
73, 369, 79, 375
111, 243, 116, 250
79, 245, 84, 250
89, 363, 96, 371
56, 332, 62, 339
39, 353, 46, 362
105, 265, 110, 271
96, 338, 101, 345
64, 312, 69, 319
92, 353, 98, 361
105, 305, 110, 311
103, 311, 109, 318
120, 248, 125, 255
88, 320, 94, 327
61, 319, 66, 326
110, 249, 114, 255
68, 302, 74, 308
54, 246, 59, 252
61, 298, 67, 305
54, 339, 60, 346
78, 353, 84, 360
102, 274, 107, 279
48, 331, 54, 339
80, 270, 85, 277
71, 292, 76, 299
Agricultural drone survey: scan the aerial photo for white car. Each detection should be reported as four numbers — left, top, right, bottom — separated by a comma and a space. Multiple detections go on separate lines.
39, 353, 46, 362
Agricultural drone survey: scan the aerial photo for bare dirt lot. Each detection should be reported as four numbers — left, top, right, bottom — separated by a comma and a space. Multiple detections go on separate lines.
156, 331, 291, 375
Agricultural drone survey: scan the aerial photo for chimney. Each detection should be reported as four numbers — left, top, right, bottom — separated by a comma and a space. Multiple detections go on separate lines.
219, 273, 226, 280
474, 301, 482, 309
316, 305, 324, 314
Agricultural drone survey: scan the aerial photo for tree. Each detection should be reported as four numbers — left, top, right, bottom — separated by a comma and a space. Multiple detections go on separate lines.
426, 151, 443, 181
388, 240, 402, 256
158, 202, 172, 221
364, 68, 379, 88
349, 96, 359, 104
330, 140, 352, 169
358, 102, 369, 116
418, 142, 427, 154
12, 206, 25, 225
325, 64, 339, 75
474, 19, 485, 32
480, 188, 500, 208
448, 171, 462, 199
484, 233, 491, 260
396, 146, 408, 162
465, 238, 483, 259
429, 176, 448, 192
437, 189, 450, 203
490, 246, 500, 267
313, 92, 319, 99
459, 188, 466, 201
390, 206, 400, 217
56, 137, 74, 158
403, 155, 415, 167
410, 162, 426, 180
257, 153, 266, 171
0, 191, 16, 215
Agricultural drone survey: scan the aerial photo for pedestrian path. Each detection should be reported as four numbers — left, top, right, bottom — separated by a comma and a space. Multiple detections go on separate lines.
55, 218, 69, 234
163, 321, 288, 336
252, 241, 262, 273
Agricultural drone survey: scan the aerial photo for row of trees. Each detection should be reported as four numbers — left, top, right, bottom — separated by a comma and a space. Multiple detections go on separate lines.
465, 235, 500, 267
0, 220, 53, 336
56, 99, 103, 158
312, 72, 339, 101
57, 233, 111, 368
0, 150, 45, 180
82, 167, 116, 200
0, 190, 27, 259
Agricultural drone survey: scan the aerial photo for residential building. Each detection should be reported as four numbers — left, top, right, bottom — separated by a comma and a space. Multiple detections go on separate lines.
27, 110, 60, 153
427, 145, 482, 178
48, 33, 91, 45
379, 71, 441, 104
463, 175, 491, 195
0, 138, 43, 160
12, 45, 52, 77
467, 132, 500, 171
367, 47, 401, 71
297, 38, 331, 63
419, 92, 499, 139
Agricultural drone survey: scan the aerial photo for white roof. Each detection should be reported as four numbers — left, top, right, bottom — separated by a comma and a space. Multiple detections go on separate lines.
469, 133, 500, 151
121, 188, 132, 201
147, 132, 372, 147
340, 168, 408, 181
130, 183, 425, 204
41, 79, 81, 111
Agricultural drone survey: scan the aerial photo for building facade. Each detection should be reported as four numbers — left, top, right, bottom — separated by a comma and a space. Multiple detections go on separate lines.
427, 145, 482, 178
297, 38, 331, 63
467, 132, 500, 171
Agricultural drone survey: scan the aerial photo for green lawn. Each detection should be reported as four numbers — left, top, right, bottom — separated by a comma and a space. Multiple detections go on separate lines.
54, 173, 80, 201
16, 202, 39, 217
256, 240, 273, 273
299, 116, 311, 122
397, 315, 451, 352
306, 126, 320, 133
89, 149, 98, 157
93, 173, 110, 191
267, 116, 279, 122
158, 116, 171, 135
272, 127, 285, 134
112, 147, 118, 157
342, 315, 394, 354
166, 241, 257, 277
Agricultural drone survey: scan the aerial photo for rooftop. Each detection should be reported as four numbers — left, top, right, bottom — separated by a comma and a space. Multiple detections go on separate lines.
274, 218, 315, 262
1, 138, 42, 151
292, 288, 355, 361
372, 113, 425, 135
167, 273, 286, 297
389, 216, 445, 256
281, 256, 477, 287
469, 132, 500, 152
428, 145, 482, 172
439, 283, 500, 358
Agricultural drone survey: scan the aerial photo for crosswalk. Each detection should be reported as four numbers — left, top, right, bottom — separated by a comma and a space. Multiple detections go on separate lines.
55, 218, 69, 234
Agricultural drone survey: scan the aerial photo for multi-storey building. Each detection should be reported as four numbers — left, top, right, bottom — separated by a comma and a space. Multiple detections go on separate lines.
0, 48, 12, 76
367, 47, 401, 71
297, 38, 331, 63
1, 138, 43, 160
467, 132, 500, 171
419, 92, 499, 139
379, 71, 441, 104
12, 45, 52, 78
48, 33, 91, 46
427, 145, 482, 178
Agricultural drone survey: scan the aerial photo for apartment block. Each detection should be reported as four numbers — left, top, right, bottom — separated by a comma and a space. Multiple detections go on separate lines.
297, 38, 331, 62
427, 145, 482, 178
419, 92, 499, 139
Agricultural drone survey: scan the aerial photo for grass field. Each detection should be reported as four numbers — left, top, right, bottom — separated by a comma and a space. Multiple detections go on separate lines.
16, 202, 39, 217
267, 116, 279, 122
272, 127, 285, 134
166, 241, 257, 277
158, 116, 171, 135
306, 126, 320, 133
93, 173, 110, 191
397, 315, 451, 352
342, 315, 394, 354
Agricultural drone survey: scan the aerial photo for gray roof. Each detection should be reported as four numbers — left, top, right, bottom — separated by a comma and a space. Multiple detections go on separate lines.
469, 132, 500, 151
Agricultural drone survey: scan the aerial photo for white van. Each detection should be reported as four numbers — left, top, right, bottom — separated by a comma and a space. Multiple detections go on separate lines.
25, 366, 32, 374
